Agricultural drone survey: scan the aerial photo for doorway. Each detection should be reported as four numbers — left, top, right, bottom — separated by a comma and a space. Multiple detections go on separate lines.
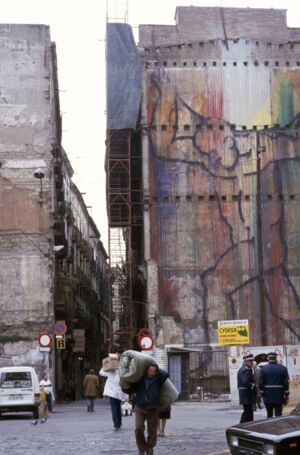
168, 353, 189, 400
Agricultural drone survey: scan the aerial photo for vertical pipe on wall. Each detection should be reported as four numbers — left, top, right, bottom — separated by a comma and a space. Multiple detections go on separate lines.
141, 72, 151, 262
256, 131, 267, 346
141, 69, 158, 335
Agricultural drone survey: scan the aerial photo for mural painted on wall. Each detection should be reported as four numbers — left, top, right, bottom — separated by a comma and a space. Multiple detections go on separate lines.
146, 66, 300, 346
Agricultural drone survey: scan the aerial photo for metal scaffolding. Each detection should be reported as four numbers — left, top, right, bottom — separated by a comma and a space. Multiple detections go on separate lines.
107, 129, 133, 351
106, 0, 128, 24
106, 4, 146, 351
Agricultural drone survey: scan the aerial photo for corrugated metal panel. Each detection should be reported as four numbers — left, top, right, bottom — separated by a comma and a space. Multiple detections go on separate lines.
146, 64, 300, 347
271, 68, 300, 125
224, 66, 272, 127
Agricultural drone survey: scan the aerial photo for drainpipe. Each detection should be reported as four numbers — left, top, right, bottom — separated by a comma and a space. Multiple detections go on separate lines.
140, 68, 157, 333
256, 131, 267, 346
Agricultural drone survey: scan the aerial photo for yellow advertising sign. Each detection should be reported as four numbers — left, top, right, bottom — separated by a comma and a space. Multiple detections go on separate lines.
218, 319, 249, 345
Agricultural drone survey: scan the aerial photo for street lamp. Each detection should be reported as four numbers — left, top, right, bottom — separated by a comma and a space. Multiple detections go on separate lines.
34, 168, 45, 200
54, 245, 64, 253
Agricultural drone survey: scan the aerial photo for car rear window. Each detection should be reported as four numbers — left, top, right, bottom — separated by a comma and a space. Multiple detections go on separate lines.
0, 372, 32, 388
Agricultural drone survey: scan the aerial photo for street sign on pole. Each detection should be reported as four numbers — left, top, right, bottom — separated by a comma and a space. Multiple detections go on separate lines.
38, 333, 52, 348
56, 334, 66, 350
73, 329, 85, 352
137, 328, 154, 350
139, 335, 154, 350
53, 320, 67, 336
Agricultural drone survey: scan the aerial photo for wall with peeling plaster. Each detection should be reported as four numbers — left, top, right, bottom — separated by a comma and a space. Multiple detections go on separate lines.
140, 8, 300, 353
0, 25, 58, 372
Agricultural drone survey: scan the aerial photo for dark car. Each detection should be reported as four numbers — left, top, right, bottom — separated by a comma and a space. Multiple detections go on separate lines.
226, 404, 300, 455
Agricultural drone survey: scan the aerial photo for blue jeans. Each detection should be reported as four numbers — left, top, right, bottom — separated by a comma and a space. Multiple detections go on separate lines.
109, 397, 122, 428
46, 393, 53, 412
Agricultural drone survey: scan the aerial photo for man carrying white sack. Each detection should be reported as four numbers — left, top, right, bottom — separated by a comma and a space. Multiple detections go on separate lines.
122, 362, 169, 455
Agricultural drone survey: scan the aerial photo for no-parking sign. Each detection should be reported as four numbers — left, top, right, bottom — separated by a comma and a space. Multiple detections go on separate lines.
53, 320, 67, 335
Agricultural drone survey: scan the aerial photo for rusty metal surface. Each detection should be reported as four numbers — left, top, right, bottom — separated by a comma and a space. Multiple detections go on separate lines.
146, 65, 300, 346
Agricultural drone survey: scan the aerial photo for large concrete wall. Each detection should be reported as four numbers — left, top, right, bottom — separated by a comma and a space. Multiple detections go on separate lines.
141, 8, 300, 351
0, 25, 57, 374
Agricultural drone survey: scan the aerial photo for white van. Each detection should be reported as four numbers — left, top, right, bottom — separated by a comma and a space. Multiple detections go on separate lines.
0, 366, 40, 419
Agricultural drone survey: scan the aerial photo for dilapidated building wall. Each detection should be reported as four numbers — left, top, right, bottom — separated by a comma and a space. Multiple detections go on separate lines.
139, 7, 300, 396
0, 25, 60, 377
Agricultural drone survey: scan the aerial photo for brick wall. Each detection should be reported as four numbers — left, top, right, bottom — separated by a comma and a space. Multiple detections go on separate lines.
139, 7, 297, 46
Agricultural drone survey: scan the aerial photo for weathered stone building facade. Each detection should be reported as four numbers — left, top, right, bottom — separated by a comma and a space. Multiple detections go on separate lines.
139, 6, 300, 398
52, 149, 109, 400
0, 25, 109, 397
0, 25, 60, 377
55, 180, 109, 400
107, 7, 300, 399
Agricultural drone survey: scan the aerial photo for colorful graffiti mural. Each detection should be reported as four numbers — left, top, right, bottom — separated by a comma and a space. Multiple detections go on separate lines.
146, 66, 300, 347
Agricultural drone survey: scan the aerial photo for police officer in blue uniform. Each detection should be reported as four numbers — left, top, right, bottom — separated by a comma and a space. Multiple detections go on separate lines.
259, 352, 289, 418
237, 353, 256, 423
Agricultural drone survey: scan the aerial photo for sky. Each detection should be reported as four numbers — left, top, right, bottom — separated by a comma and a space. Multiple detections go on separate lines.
0, 0, 300, 250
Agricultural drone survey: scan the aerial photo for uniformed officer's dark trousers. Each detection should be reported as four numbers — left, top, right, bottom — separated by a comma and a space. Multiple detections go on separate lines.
240, 404, 254, 423
265, 403, 283, 418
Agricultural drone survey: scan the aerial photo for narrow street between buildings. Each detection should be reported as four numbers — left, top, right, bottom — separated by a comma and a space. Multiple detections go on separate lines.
0, 399, 279, 455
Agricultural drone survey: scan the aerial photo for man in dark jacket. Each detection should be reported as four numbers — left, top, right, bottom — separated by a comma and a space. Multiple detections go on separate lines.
124, 363, 168, 455
259, 352, 289, 418
237, 353, 256, 423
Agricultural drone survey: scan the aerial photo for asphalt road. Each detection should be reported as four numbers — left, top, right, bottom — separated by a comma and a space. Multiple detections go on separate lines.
0, 399, 273, 455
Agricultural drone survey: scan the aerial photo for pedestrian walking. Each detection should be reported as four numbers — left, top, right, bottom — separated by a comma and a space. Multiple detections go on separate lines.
259, 352, 290, 418
157, 405, 171, 437
123, 362, 169, 455
40, 384, 48, 422
99, 367, 128, 430
83, 369, 99, 412
237, 353, 256, 423
39, 373, 53, 412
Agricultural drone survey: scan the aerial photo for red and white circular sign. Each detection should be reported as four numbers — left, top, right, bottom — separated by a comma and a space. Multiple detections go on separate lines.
139, 336, 154, 350
38, 333, 52, 348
